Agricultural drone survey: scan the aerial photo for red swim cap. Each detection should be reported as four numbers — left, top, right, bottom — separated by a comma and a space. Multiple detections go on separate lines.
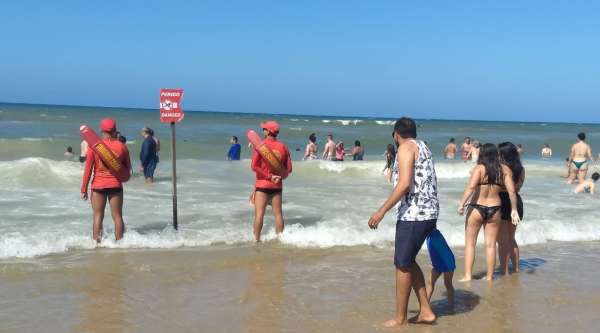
260, 120, 280, 135
100, 118, 117, 132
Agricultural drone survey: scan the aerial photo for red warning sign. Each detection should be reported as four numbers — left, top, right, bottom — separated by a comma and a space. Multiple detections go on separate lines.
159, 88, 184, 123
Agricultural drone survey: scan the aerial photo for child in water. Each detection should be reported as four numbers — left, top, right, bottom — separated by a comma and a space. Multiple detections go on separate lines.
574, 172, 600, 194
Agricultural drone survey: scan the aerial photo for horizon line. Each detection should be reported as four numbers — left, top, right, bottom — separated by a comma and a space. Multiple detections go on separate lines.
1, 100, 598, 126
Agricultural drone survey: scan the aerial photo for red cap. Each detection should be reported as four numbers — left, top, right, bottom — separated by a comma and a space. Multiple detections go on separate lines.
100, 118, 117, 132
260, 120, 280, 135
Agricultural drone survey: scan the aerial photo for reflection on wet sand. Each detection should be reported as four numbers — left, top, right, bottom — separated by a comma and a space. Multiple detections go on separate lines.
74, 253, 131, 333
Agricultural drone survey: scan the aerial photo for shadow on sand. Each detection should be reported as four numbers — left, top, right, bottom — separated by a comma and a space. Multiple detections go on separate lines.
471, 257, 548, 280
410, 289, 480, 318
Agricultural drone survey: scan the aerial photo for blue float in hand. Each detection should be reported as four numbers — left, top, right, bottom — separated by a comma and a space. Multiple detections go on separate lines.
427, 229, 456, 273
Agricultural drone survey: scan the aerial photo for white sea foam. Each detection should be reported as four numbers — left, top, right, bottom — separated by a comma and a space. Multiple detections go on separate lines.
20, 137, 54, 142
321, 120, 331, 123
375, 120, 395, 125
336, 119, 363, 126
0, 158, 596, 259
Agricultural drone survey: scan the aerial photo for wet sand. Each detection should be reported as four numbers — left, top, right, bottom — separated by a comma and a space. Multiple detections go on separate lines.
1, 241, 599, 333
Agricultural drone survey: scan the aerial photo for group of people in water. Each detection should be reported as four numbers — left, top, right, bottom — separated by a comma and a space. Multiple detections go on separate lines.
77, 116, 599, 328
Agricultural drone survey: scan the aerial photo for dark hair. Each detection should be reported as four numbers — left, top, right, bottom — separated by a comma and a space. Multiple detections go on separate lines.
309, 133, 317, 143
592, 172, 600, 182
449, 138, 455, 143
478, 143, 501, 185
355, 140, 361, 147
232, 136, 238, 143
327, 134, 333, 139
498, 142, 524, 184
393, 117, 417, 139
578, 132, 586, 141
148, 128, 155, 136
385, 144, 396, 169
465, 137, 471, 144
67, 146, 73, 152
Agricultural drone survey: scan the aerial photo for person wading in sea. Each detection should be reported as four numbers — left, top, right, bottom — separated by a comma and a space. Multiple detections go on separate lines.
368, 117, 439, 327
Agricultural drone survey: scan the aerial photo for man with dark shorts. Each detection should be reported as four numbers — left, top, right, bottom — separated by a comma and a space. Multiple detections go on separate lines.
368, 117, 440, 327
250, 121, 293, 242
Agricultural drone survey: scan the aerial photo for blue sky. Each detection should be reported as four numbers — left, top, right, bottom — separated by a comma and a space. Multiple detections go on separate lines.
1, 0, 599, 122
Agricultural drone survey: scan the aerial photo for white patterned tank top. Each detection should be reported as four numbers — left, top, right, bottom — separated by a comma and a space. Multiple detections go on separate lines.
392, 140, 439, 221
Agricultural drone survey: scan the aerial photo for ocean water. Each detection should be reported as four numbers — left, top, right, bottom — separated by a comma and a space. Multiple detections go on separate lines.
1, 102, 600, 258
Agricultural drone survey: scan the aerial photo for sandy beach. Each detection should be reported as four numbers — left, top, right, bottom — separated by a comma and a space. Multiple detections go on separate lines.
1, 241, 598, 333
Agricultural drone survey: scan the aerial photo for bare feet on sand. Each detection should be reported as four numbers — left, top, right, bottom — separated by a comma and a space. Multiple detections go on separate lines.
383, 318, 407, 328
459, 276, 472, 282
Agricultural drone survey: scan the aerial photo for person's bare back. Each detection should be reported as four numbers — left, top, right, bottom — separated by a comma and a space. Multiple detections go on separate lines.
322, 136, 336, 160
444, 142, 457, 159
567, 133, 593, 183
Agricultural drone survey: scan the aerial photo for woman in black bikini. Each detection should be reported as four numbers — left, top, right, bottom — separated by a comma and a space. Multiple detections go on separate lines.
458, 143, 520, 281
498, 142, 525, 276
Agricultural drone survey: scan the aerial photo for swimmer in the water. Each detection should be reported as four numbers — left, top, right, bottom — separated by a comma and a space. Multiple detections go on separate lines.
322, 134, 336, 160
574, 172, 600, 194
567, 132, 594, 184
64, 146, 74, 159
443, 138, 457, 160
541, 144, 552, 158
302, 133, 318, 160
461, 137, 472, 162
383, 144, 397, 183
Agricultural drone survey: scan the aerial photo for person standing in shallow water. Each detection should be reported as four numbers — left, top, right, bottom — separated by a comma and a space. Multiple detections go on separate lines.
140, 127, 158, 183
461, 137, 472, 162
567, 132, 594, 184
251, 121, 293, 242
458, 143, 520, 281
444, 138, 457, 159
368, 117, 439, 327
80, 118, 132, 244
350, 140, 364, 160
302, 133, 318, 160
498, 142, 525, 276
227, 136, 242, 161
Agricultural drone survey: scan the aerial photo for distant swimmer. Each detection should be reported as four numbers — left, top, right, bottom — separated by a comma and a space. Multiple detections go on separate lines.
335, 141, 345, 161
302, 133, 318, 160
140, 127, 158, 183
461, 137, 472, 162
80, 118, 132, 244
367, 117, 439, 327
574, 172, 600, 194
64, 146, 74, 159
567, 132, 594, 184
541, 144, 552, 158
350, 140, 364, 160
322, 134, 336, 160
79, 140, 89, 163
383, 143, 396, 183
251, 121, 293, 242
470, 141, 481, 162
443, 138, 457, 159
227, 136, 242, 161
